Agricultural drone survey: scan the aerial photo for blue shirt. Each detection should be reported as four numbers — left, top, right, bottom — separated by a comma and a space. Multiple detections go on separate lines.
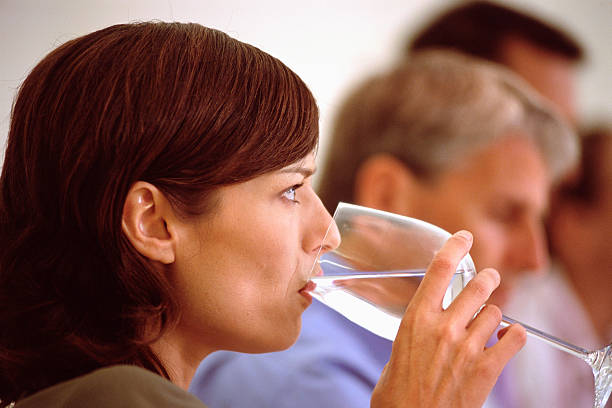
189, 299, 392, 407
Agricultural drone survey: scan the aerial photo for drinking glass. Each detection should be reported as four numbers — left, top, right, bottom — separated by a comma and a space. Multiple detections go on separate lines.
309, 202, 611, 408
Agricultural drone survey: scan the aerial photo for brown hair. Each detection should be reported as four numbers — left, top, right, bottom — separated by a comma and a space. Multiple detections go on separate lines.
0, 22, 318, 402
406, 0, 583, 62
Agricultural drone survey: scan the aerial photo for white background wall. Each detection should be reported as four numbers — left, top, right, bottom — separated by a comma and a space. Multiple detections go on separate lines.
1, 0, 611, 172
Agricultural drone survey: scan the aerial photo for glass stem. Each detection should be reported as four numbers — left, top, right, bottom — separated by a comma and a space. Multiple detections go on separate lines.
500, 314, 590, 361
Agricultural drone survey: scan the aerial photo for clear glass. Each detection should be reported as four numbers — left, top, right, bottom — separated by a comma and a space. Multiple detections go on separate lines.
309, 202, 612, 408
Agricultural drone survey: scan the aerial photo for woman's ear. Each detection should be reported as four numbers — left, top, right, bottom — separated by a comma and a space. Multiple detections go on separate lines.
353, 153, 419, 215
122, 181, 176, 264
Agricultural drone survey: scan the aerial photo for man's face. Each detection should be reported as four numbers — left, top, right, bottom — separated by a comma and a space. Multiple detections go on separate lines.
499, 35, 577, 125
587, 139, 612, 276
558, 136, 612, 283
409, 135, 551, 306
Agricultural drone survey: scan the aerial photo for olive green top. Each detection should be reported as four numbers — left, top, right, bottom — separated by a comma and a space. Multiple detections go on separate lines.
16, 365, 207, 407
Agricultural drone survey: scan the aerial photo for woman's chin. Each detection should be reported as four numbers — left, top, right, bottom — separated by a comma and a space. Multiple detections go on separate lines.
267, 324, 302, 352
234, 321, 302, 354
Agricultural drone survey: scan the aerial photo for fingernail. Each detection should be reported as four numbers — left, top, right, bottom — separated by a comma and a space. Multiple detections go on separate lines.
454, 230, 473, 242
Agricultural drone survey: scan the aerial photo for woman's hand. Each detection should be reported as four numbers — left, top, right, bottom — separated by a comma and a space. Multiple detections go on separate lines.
370, 230, 526, 408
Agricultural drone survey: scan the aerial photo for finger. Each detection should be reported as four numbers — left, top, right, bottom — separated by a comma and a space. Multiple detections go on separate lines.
465, 304, 503, 346
412, 230, 473, 311
445, 268, 500, 325
484, 323, 527, 368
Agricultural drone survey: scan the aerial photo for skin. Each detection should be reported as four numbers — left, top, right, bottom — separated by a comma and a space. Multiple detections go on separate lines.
122, 153, 340, 388
499, 35, 577, 125
549, 135, 612, 341
371, 231, 527, 407
123, 151, 527, 405
355, 135, 551, 307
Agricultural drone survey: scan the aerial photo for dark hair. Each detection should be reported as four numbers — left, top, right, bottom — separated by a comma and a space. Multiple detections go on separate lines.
0, 22, 318, 402
406, 0, 583, 62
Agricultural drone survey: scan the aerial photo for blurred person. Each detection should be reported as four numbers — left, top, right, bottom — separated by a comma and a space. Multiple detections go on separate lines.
189, 50, 578, 408
504, 126, 612, 407
406, 0, 584, 124
407, 3, 605, 406
0, 22, 525, 408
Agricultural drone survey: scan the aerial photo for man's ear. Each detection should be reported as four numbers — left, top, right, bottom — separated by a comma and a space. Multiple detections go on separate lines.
353, 154, 419, 215
122, 181, 176, 264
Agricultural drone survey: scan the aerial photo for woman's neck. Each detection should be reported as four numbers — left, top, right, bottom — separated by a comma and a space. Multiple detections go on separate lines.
150, 328, 214, 390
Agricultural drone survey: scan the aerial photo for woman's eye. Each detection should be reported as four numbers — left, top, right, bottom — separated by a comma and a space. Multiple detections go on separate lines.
282, 184, 302, 203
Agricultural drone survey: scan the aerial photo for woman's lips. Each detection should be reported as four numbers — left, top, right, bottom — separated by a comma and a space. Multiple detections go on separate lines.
299, 281, 317, 303
300, 280, 317, 293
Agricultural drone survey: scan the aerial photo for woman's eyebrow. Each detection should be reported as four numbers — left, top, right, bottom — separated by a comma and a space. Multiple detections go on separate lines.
279, 165, 316, 178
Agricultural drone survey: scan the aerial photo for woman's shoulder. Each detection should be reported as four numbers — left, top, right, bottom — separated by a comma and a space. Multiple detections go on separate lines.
17, 365, 207, 407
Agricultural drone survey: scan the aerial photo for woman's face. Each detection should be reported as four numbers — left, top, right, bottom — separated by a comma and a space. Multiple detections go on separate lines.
167, 153, 338, 355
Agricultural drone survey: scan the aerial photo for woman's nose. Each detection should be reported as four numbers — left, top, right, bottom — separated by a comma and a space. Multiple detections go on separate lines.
320, 218, 341, 255
306, 195, 341, 255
